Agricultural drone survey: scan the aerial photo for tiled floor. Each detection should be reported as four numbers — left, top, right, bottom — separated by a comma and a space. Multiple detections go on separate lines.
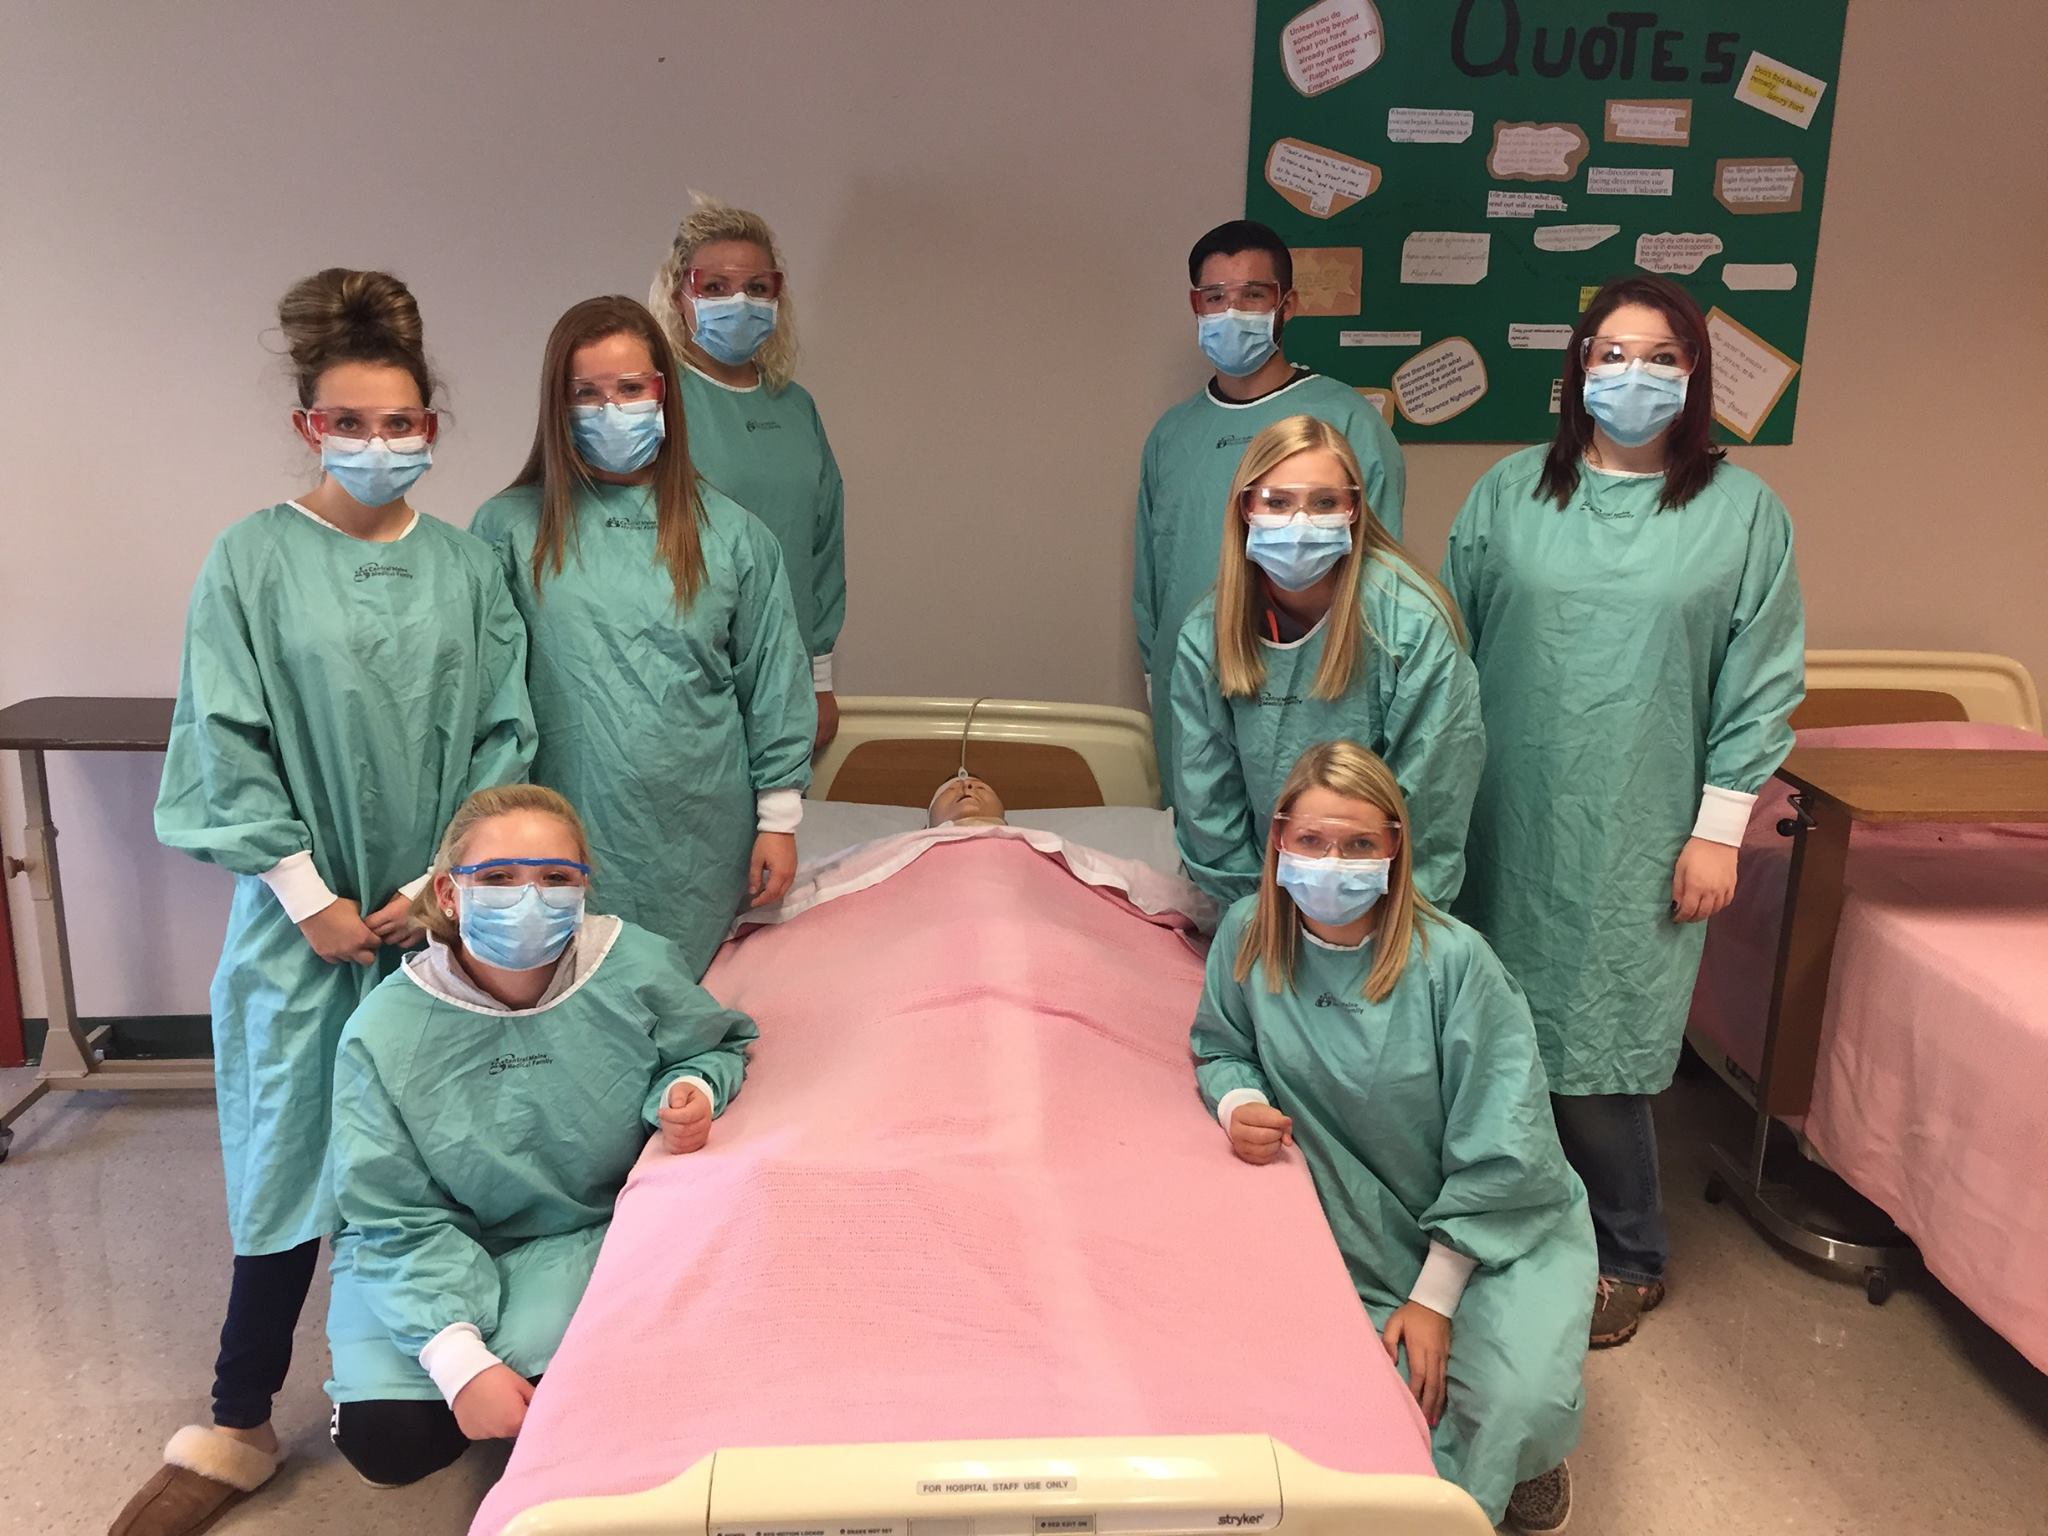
3, 1064, 2043, 1533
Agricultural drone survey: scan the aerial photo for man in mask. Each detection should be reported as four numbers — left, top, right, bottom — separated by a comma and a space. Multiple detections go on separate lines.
1132, 219, 1406, 808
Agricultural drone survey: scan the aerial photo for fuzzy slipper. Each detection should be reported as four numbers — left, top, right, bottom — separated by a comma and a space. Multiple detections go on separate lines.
108, 1425, 284, 1536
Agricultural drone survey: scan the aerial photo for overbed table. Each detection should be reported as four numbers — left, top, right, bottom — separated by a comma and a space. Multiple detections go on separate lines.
0, 697, 208, 1164
1704, 747, 2048, 1300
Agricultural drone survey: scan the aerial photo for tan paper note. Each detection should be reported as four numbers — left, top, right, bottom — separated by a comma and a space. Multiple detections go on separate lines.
1289, 246, 1364, 316
1705, 307, 1800, 441
1265, 138, 1380, 219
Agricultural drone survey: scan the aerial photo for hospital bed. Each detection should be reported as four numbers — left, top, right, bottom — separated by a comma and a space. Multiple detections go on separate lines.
1684, 652, 2048, 1367
475, 699, 1490, 1535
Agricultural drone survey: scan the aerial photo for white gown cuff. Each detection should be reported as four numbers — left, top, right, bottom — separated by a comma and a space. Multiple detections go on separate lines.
1144, 675, 1154, 707
258, 852, 338, 924
811, 653, 834, 692
398, 871, 432, 902
1408, 1241, 1479, 1317
1692, 785, 1759, 847
419, 1322, 503, 1406
1215, 1087, 1270, 1133
756, 788, 804, 834
666, 1074, 716, 1112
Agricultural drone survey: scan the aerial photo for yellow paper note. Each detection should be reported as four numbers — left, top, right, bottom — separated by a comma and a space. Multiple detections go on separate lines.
1734, 51, 1828, 129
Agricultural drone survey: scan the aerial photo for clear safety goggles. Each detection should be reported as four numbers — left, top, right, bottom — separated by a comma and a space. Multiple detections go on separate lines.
1241, 484, 1361, 527
1273, 815, 1402, 862
684, 266, 784, 300
302, 406, 438, 445
450, 855, 591, 905
569, 372, 666, 408
1190, 279, 1284, 314
1580, 334, 1697, 374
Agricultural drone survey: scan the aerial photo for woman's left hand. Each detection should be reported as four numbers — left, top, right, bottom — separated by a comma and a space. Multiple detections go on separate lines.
364, 890, 423, 947
1671, 837, 1739, 923
814, 690, 840, 754
1382, 1300, 1452, 1427
748, 832, 798, 908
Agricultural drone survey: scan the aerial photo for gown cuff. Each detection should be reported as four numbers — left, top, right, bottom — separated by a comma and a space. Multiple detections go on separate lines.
1692, 785, 1759, 847
756, 788, 803, 834
1408, 1241, 1479, 1317
1214, 1087, 1270, 1133
398, 870, 432, 902
1144, 675, 1154, 707
811, 653, 835, 692
419, 1322, 503, 1406
258, 852, 338, 925
664, 1075, 716, 1113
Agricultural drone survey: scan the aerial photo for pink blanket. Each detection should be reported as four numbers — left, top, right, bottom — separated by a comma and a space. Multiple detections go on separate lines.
1688, 722, 2048, 1370
472, 838, 1432, 1533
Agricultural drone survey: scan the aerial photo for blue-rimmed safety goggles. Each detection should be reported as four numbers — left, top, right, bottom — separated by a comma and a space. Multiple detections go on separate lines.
450, 857, 592, 876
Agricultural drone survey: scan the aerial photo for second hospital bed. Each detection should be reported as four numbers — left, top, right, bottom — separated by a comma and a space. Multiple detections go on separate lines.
1685, 652, 2048, 1370
471, 699, 1488, 1535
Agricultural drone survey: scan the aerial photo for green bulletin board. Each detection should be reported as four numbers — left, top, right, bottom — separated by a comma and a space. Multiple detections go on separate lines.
1244, 0, 1846, 444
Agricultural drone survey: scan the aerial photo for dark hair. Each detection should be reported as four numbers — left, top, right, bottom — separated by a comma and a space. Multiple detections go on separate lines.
510, 295, 705, 607
1539, 274, 1723, 510
277, 268, 435, 407
1187, 219, 1293, 291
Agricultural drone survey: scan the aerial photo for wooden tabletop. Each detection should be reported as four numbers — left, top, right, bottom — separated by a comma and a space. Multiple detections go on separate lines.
1778, 747, 2048, 823
0, 697, 175, 751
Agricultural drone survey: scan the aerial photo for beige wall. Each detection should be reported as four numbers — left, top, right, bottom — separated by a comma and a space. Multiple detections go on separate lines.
3, 1, 2044, 1018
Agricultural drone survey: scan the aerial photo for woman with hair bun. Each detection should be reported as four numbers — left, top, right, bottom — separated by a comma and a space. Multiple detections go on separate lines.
115, 269, 535, 1536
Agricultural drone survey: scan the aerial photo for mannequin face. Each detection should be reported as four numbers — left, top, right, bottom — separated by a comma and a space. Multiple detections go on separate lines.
929, 776, 1007, 827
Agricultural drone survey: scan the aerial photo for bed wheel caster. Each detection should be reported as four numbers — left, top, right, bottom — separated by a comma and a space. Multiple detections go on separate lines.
1702, 1173, 1725, 1205
1864, 1268, 1891, 1305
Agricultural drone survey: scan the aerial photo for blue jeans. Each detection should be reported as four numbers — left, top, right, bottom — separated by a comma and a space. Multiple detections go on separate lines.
1550, 1093, 1668, 1286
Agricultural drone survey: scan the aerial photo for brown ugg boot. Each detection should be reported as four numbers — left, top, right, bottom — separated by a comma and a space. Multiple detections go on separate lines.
108, 1425, 284, 1536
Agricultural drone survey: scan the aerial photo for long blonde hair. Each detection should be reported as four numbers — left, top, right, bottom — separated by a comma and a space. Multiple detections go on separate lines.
409, 784, 595, 943
649, 194, 799, 393
1233, 741, 1439, 1003
508, 296, 706, 608
1213, 416, 1462, 700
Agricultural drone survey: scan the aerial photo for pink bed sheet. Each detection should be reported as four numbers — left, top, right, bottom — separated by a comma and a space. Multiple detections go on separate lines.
1688, 722, 2048, 1370
472, 838, 1432, 1533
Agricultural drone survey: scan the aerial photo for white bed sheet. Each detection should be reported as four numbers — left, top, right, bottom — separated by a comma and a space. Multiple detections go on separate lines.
798, 799, 1183, 880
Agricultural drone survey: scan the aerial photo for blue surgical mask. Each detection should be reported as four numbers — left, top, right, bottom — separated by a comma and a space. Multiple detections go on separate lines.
691, 294, 779, 365
572, 399, 665, 474
321, 436, 432, 507
1582, 361, 1688, 447
1197, 308, 1279, 377
1245, 521, 1352, 591
457, 883, 584, 972
1276, 851, 1390, 926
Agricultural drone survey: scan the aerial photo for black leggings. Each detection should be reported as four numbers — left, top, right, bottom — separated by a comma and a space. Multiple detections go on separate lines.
211, 1240, 321, 1429
330, 1376, 544, 1488
330, 1398, 474, 1487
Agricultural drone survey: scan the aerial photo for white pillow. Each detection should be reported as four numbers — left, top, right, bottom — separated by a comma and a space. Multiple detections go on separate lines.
1006, 806, 1184, 881
796, 800, 924, 865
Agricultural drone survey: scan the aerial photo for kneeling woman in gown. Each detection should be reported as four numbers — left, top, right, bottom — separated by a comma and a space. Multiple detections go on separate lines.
1190, 740, 1594, 1533
324, 784, 757, 1488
